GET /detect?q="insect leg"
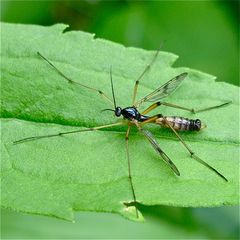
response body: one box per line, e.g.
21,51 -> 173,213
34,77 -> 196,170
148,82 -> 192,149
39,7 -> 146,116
164,120 -> 228,182
133,120 -> 180,176
37,52 -> 114,106
13,122 -> 123,144
141,102 -> 163,115
125,126 -> 139,218
191,101 -> 232,113
140,114 -> 162,125
141,101 -> 232,115
132,47 -> 161,105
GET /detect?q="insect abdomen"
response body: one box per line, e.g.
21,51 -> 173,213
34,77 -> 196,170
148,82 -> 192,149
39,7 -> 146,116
155,116 -> 202,131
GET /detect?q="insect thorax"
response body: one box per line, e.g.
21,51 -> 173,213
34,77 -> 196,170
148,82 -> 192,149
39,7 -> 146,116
121,107 -> 148,122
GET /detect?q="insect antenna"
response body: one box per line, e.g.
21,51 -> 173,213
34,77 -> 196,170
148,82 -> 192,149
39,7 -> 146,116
110,66 -> 117,109
101,108 -> 115,113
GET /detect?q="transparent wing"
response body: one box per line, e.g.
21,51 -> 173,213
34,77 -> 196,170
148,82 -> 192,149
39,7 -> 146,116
140,128 -> 180,176
136,72 -> 187,106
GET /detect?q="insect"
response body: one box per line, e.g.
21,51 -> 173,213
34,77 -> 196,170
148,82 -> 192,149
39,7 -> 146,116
14,49 -> 231,218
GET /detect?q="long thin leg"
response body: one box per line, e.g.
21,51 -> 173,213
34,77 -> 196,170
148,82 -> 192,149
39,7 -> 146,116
132,47 -> 161,105
37,52 -> 114,106
132,120 -> 180,176
141,101 -> 232,115
140,114 -> 162,125
125,126 -> 139,218
13,122 -> 123,144
164,120 -> 228,182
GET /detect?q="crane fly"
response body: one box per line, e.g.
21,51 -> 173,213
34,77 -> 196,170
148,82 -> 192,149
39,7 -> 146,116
14,49 -> 231,218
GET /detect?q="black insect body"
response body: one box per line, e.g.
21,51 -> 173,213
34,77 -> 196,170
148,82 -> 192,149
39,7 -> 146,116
113,105 -> 202,130
117,106 -> 149,122
14,50 -> 231,219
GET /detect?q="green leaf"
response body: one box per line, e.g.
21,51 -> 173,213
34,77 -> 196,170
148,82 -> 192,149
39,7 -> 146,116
1,22 -> 239,221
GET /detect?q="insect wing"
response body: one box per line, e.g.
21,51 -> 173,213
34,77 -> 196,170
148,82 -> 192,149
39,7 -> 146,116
136,72 -> 187,106
140,128 -> 180,176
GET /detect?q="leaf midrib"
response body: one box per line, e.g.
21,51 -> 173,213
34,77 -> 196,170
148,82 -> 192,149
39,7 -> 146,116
4,118 -> 239,145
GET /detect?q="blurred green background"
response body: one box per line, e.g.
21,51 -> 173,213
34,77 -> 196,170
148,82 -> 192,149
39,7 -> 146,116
1,0 -> 239,239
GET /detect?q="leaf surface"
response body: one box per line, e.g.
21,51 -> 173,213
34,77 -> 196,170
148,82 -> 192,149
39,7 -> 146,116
1,22 -> 239,221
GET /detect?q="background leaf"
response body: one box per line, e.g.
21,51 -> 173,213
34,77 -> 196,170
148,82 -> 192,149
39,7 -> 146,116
2,206 -> 239,239
1,22 -> 239,221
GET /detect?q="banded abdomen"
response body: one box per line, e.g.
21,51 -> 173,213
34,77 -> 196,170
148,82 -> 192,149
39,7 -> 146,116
155,116 -> 203,131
